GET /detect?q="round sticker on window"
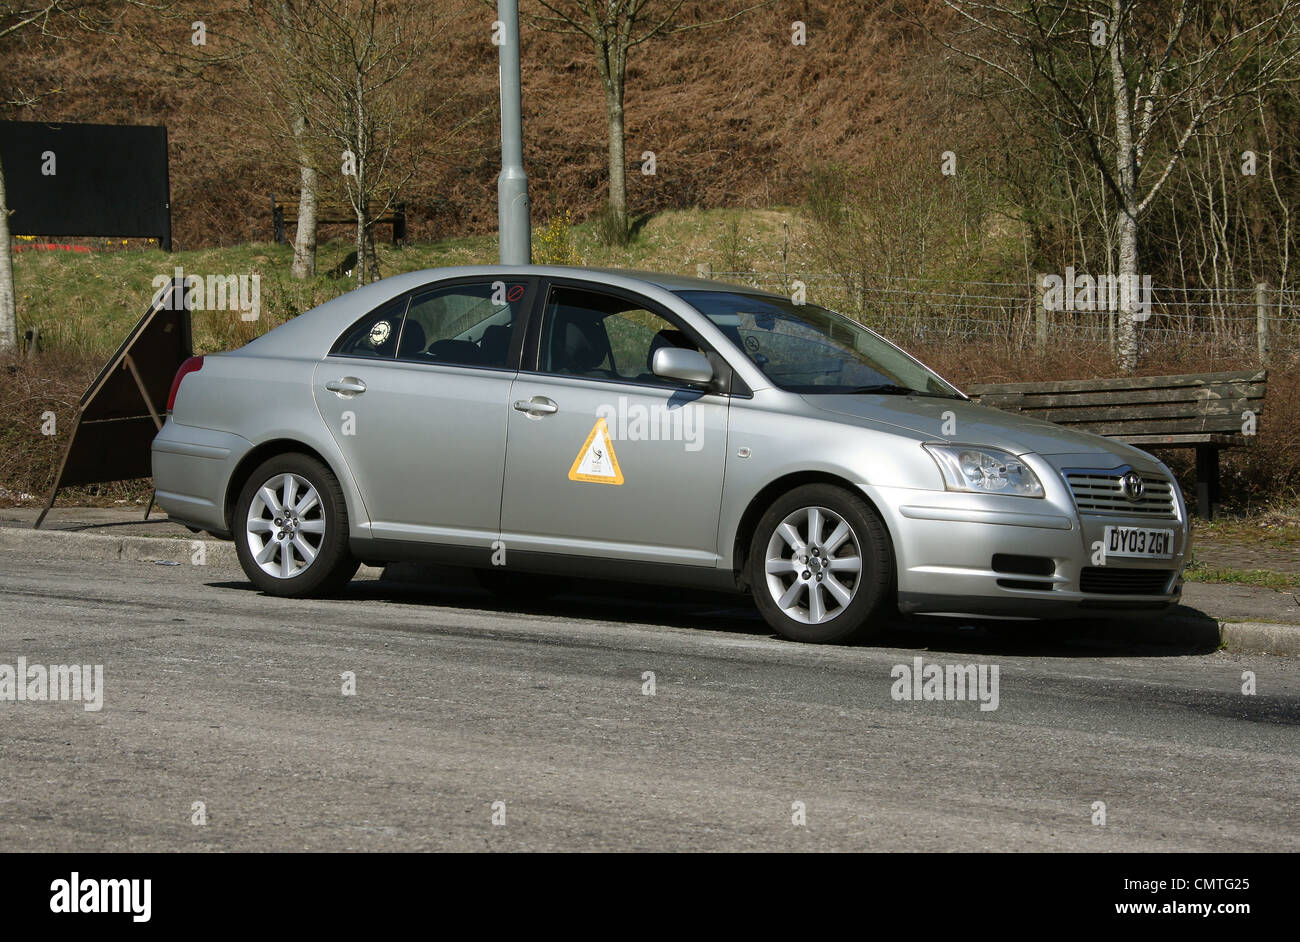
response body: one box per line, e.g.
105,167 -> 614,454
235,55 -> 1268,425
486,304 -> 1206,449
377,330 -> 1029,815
369,320 -> 392,346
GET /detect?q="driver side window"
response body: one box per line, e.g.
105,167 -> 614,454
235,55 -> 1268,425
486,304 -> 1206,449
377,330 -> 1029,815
540,286 -> 699,385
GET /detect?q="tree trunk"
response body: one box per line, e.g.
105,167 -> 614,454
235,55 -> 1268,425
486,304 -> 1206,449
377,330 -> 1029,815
363,223 -> 378,283
0,153 -> 15,352
354,202 -> 366,288
605,79 -> 628,242
290,113 -> 318,280
1115,210 -> 1140,371
1110,2 -> 1140,373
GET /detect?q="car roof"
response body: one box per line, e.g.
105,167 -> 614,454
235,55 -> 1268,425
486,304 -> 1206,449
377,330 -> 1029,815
238,264 -> 791,361
396,264 -> 791,299
579,267 -> 787,297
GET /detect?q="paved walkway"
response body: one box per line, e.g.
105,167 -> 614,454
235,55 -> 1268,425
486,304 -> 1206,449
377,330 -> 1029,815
2,505 -> 192,538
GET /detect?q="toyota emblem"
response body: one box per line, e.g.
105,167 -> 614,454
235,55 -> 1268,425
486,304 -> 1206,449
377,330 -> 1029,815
1120,472 -> 1145,502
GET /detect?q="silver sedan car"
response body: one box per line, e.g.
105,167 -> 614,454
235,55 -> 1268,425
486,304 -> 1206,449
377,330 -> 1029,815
152,266 -> 1190,643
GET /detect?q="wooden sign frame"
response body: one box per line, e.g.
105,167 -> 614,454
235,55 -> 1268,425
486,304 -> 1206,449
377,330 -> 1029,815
33,278 -> 192,528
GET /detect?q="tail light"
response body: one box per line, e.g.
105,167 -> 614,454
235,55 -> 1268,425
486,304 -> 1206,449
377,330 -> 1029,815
167,355 -> 204,412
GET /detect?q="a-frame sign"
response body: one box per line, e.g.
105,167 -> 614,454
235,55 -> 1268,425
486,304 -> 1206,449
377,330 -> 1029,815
33,278 -> 192,528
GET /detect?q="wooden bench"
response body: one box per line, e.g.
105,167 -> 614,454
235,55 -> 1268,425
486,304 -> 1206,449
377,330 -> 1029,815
966,370 -> 1267,520
271,195 -> 407,246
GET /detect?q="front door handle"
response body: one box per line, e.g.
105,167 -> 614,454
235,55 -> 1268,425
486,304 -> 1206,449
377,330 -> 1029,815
513,396 -> 558,416
325,377 -> 367,396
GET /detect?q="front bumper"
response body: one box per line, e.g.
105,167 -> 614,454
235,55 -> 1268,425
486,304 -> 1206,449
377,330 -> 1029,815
865,481 -> 1190,619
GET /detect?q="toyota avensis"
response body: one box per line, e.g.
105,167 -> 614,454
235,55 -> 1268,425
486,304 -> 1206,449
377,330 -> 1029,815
152,266 -> 1190,643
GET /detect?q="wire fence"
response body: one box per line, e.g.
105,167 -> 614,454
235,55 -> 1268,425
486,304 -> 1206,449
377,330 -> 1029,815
702,268 -> 1298,361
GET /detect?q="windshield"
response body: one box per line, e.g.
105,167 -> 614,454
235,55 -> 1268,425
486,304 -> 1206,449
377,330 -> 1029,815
676,289 -> 965,397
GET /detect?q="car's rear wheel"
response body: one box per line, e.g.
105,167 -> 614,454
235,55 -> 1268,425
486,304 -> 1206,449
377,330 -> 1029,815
749,484 -> 893,643
234,454 -> 358,597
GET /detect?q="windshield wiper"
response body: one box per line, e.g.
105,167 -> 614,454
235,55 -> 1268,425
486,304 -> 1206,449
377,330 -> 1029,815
840,384 -> 967,400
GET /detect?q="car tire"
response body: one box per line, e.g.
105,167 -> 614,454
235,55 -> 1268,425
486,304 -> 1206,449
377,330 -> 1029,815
748,484 -> 894,643
234,453 -> 359,598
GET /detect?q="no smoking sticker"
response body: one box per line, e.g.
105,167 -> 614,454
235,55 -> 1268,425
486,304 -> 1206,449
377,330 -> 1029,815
568,418 -> 624,484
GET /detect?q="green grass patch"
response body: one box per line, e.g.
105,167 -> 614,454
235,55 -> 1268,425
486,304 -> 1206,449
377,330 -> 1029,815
1183,563 -> 1300,591
12,208 -> 822,358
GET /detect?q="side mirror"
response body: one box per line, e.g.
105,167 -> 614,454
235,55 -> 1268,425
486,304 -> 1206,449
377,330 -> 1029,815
652,347 -> 713,386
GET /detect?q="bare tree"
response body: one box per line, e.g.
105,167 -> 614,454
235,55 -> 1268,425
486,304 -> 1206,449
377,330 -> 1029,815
128,1 -> 326,277
0,152 -> 13,351
271,0 -> 470,285
527,0 -> 766,244
938,0 -> 1300,370
237,0 -> 330,279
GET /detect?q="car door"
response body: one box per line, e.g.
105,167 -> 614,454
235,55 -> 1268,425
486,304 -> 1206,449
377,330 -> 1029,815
499,281 -> 729,566
313,277 -> 535,546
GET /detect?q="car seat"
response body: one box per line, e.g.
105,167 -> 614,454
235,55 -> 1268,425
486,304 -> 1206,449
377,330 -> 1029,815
550,310 -> 613,377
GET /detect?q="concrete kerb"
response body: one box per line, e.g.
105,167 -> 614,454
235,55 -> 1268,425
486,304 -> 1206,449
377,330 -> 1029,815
1218,621 -> 1300,658
0,525 -> 1296,657
1,525 -> 238,566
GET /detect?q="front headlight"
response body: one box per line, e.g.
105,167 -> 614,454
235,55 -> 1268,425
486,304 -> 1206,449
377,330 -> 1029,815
923,444 -> 1044,498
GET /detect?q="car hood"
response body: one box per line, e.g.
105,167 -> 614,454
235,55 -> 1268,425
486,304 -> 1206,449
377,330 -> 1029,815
803,394 -> 1159,464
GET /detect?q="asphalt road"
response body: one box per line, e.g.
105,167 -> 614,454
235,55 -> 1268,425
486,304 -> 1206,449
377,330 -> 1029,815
0,546 -> 1297,852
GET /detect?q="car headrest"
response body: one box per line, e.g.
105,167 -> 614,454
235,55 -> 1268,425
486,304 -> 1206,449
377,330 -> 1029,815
480,324 -> 511,365
398,319 -> 427,358
556,315 -> 609,374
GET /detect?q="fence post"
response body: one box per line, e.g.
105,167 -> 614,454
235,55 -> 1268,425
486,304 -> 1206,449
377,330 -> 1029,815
1256,282 -> 1269,364
1035,274 -> 1047,355
696,262 -> 711,280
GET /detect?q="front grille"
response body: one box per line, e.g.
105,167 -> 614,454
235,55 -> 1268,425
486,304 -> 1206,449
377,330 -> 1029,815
997,578 -> 1053,591
1079,567 -> 1173,595
1065,470 -> 1177,518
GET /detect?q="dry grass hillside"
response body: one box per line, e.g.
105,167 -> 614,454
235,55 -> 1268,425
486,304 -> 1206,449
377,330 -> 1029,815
2,0 -> 968,248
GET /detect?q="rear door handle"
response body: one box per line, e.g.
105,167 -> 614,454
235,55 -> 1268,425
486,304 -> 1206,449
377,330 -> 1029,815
325,377 -> 367,396
513,396 -> 558,415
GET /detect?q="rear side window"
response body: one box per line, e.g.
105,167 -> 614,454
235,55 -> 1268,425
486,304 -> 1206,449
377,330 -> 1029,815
397,281 -> 530,368
331,295 -> 409,359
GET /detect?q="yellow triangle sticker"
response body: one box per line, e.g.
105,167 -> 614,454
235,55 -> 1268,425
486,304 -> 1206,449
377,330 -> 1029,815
568,417 -> 624,484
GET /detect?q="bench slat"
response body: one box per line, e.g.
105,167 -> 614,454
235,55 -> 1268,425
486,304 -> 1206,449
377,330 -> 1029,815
272,194 -> 407,246
1115,433 -> 1239,446
967,369 -> 1265,396
1008,401 -> 1262,422
1049,416 -> 1247,435
974,384 -> 1266,409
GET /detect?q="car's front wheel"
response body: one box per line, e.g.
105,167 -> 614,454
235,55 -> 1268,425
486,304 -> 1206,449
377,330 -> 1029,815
234,453 -> 358,597
749,484 -> 894,643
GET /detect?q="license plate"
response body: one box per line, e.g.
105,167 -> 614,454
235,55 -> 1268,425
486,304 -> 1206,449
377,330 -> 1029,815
1103,526 -> 1175,559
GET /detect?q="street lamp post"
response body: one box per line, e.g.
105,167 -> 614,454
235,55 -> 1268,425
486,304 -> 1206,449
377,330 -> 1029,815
496,0 -> 531,265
